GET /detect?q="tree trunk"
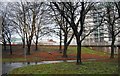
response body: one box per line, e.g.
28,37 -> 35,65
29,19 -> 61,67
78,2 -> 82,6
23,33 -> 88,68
118,46 -> 120,61
59,28 -> 62,53
35,36 -> 38,51
22,38 -> 25,49
62,44 -> 68,58
26,44 -> 31,55
62,33 -> 67,58
110,23 -> 115,59
3,40 -> 6,51
110,37 -> 115,58
76,36 -> 82,65
9,41 -> 12,55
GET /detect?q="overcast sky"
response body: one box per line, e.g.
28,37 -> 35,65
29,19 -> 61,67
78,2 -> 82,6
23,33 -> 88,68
0,0 -> 119,2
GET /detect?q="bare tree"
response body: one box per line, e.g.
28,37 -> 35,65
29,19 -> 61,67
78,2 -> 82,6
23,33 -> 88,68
1,14 -> 7,51
49,3 -> 74,57
32,2 -> 45,51
4,22 -> 13,55
115,1 -> 120,18
1,15 -> 7,51
52,2 -> 96,64
33,4 -> 55,51
9,2 -> 46,54
115,2 -> 120,56
54,16 -> 74,58
23,2 -> 38,55
0,3 -> 14,55
0,3 -> 7,51
8,2 -> 28,49
104,2 -> 120,58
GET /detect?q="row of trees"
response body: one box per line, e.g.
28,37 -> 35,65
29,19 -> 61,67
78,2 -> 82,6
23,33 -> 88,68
1,2 -> 51,55
50,2 -> 120,64
1,1 -> 120,64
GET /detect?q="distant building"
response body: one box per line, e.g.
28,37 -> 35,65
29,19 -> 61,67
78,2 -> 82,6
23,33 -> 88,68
82,3 -> 120,46
70,3 -> 120,48
38,39 -> 57,45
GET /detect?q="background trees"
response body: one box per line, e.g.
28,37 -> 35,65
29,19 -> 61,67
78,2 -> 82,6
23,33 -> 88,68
49,3 -> 74,57
104,3 -> 120,58
115,2 -> 120,57
52,2 -> 95,64
8,2 -> 28,49
0,2 -> 119,64
9,2 -> 48,54
115,1 -> 120,18
0,3 -> 14,55
23,2 -> 46,55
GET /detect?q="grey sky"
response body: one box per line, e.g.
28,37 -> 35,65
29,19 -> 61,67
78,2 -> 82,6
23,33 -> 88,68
0,0 -> 119,2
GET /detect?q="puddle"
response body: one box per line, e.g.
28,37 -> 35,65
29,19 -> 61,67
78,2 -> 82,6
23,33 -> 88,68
2,59 -> 97,74
2,60 -> 75,74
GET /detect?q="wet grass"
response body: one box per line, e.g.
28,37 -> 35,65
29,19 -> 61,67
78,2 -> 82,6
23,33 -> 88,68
9,62 -> 118,74
37,45 -> 59,52
3,45 -> 109,56
2,58 -> 25,62
38,46 -> 109,56
67,47 -> 109,56
2,57 -> 42,62
3,45 -> 111,62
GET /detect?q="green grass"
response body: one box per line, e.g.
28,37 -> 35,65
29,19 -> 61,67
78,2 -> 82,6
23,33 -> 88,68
37,46 -> 59,52
3,46 -> 110,62
9,62 -> 118,74
2,58 -> 25,62
82,47 -> 109,56
67,47 -> 108,56
2,57 -> 42,62
36,46 -> 109,56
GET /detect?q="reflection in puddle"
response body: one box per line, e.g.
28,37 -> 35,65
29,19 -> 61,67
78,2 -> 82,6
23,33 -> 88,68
2,59 -> 96,74
2,60 -> 67,74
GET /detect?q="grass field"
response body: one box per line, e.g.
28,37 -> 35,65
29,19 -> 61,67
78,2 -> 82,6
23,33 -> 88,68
4,45 -> 109,55
34,45 -> 109,56
4,45 -> 118,75
2,45 -> 113,62
67,47 -> 109,56
9,62 -> 118,74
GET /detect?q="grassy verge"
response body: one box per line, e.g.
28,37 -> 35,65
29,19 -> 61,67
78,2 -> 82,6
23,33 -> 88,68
38,46 -> 59,52
9,62 -> 118,74
3,46 -> 110,62
2,57 -> 42,62
2,58 -> 25,62
67,47 -> 109,56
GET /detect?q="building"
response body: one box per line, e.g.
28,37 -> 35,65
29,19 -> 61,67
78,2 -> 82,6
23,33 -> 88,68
82,3 -> 120,46
81,3 -> 120,54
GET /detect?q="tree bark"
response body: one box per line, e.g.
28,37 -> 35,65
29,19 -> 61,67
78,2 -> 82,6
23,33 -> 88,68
2,31 -> 6,51
26,44 -> 31,55
118,46 -> 120,62
59,28 -> 62,53
62,33 -> 68,57
63,44 -> 68,58
110,37 -> 115,58
35,36 -> 38,51
76,36 -> 82,65
22,38 -> 25,49
3,39 -> 6,51
26,39 -> 31,55
9,41 -> 12,55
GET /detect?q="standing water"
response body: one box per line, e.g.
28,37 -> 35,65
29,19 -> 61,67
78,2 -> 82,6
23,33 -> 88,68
2,60 -> 77,74
2,59 -> 97,75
